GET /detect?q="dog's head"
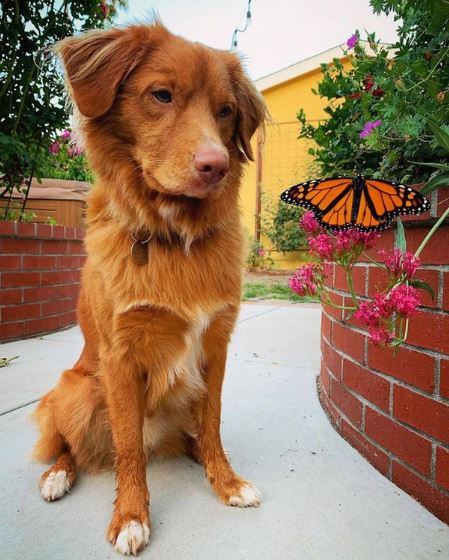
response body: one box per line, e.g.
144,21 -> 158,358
57,22 -> 265,200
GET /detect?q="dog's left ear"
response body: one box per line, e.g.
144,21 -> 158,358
226,55 -> 267,162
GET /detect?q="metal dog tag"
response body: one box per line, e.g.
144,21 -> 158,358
131,240 -> 149,266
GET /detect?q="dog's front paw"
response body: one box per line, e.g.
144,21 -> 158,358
108,514 -> 150,556
228,481 -> 262,507
40,470 -> 72,502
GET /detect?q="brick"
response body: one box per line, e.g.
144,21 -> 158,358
435,186 -> 449,218
57,284 -> 80,299
55,255 -> 82,269
342,359 -> 390,411
41,240 -> 68,255
436,447 -> 449,492
42,297 -> 77,317
403,225 -> 449,265
394,386 -> 449,445
321,312 -> 332,342
321,389 -> 341,428
332,322 -> 365,363
75,228 -> 85,240
0,288 -> 22,305
441,359 -> 449,401
392,461 -> 449,525
0,238 -> 39,254
65,227 -> 77,240
362,229 -> 394,261
340,418 -> 389,476
443,272 -> 449,312
406,311 -> 449,354
368,344 -> 435,393
1,271 -> 40,288
0,221 -> 15,236
367,266 -> 388,298
330,377 -> 363,427
322,291 -> 345,321
321,338 -> 342,379
23,286 -> 58,303
68,240 -> 85,255
52,225 -> 66,239
0,321 -> 23,341
36,224 -> 53,239
23,315 -> 60,336
0,255 -> 21,270
40,270 -> 80,286
1,303 -> 41,322
414,268 -> 439,308
320,363 -> 331,396
16,222 -> 36,238
22,255 -> 56,270
365,407 -> 432,475
334,265 -> 366,296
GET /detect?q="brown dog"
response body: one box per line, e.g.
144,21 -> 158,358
33,21 -> 265,556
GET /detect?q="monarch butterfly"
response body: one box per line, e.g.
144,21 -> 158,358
280,175 -> 430,232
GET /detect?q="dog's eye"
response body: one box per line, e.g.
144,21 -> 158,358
152,90 -> 172,104
219,105 -> 233,119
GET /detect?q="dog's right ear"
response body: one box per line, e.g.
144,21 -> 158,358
56,25 -> 164,119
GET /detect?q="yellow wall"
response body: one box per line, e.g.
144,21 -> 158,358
240,58 -> 351,269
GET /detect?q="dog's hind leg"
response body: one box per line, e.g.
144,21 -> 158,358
39,448 -> 77,502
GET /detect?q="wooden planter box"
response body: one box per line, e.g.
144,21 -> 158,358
0,178 -> 90,227
319,186 -> 449,524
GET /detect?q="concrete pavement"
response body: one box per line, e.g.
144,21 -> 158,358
1,303 -> 448,559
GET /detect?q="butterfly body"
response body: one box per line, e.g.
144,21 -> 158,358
280,175 -> 430,232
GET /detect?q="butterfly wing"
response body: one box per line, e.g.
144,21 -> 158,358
280,177 -> 355,229
362,179 -> 430,229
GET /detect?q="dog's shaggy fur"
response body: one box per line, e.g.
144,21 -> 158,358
33,22 -> 265,555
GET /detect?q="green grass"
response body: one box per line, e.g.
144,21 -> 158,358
242,282 -> 319,303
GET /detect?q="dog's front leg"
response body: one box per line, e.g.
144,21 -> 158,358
103,320 -> 150,555
194,306 -> 261,507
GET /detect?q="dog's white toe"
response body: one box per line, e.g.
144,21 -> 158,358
228,482 -> 262,507
115,520 -> 150,556
40,470 -> 71,502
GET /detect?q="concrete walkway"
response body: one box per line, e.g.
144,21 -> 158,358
1,303 -> 448,559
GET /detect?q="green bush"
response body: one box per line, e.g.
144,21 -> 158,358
298,0 -> 449,184
262,195 -> 307,252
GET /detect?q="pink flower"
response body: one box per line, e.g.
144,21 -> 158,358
289,264 -> 321,297
300,211 -> 320,234
60,129 -> 71,140
68,146 -> 83,157
335,230 -> 379,252
368,326 -> 393,346
49,142 -> 60,155
347,33 -> 359,49
354,301 -> 380,327
258,248 -> 266,257
99,2 -> 109,17
360,119 -> 382,139
309,233 -> 334,259
379,248 -> 420,279
389,285 -> 420,317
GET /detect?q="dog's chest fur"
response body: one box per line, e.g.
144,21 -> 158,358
142,311 -> 210,452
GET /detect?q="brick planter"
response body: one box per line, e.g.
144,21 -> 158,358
0,221 -> 86,341
320,186 -> 449,524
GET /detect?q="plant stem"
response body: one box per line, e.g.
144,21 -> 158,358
346,267 -> 359,308
415,206 -> 449,257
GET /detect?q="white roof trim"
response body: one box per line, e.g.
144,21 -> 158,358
255,41 -> 388,92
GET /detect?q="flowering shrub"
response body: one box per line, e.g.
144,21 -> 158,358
246,237 -> 274,270
289,211 -> 448,348
40,129 -> 94,183
297,0 -> 449,184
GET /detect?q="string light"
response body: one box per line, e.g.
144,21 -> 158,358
230,0 -> 252,50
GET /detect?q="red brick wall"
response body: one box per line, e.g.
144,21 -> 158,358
0,221 -> 86,341
320,220 -> 449,525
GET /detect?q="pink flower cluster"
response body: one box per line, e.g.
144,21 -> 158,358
360,119 -> 382,139
379,248 -> 420,278
354,285 -> 420,345
48,128 -> 84,158
289,263 -> 321,297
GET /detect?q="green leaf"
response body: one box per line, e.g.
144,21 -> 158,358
428,119 -> 449,153
421,171 -> 449,194
395,218 -> 406,252
410,161 -> 449,171
410,279 -> 435,301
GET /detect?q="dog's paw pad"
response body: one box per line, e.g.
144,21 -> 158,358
115,520 -> 150,556
40,470 -> 71,502
228,482 -> 262,507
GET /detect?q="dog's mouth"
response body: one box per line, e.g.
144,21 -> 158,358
143,169 -> 225,200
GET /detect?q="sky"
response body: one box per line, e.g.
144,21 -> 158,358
115,0 -> 399,79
